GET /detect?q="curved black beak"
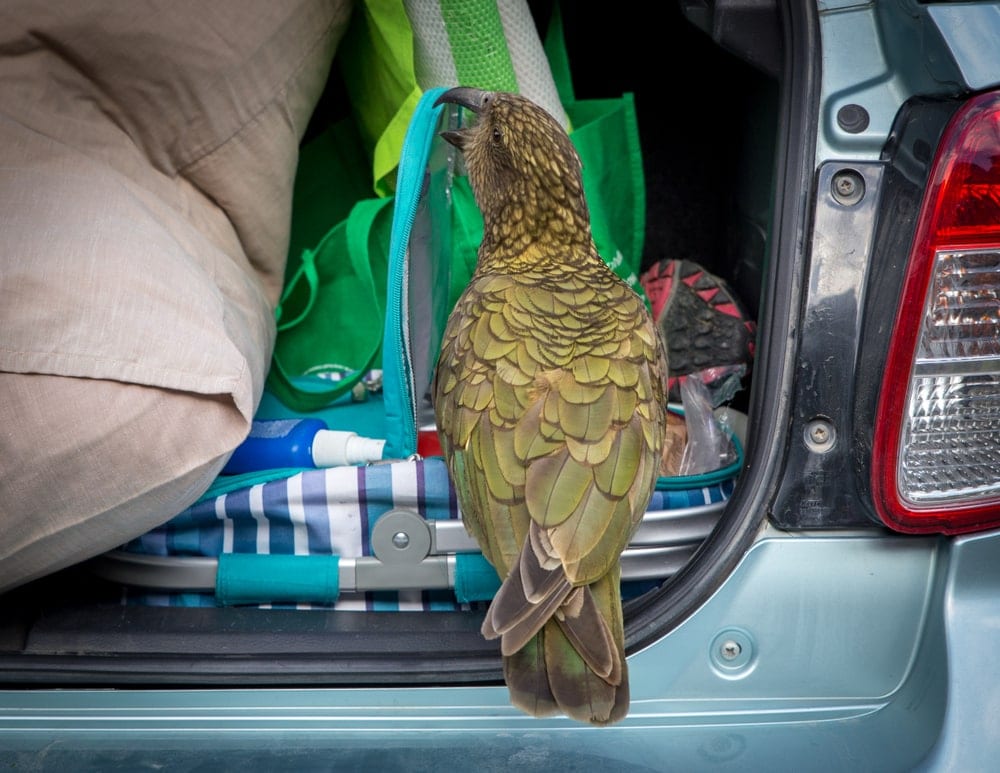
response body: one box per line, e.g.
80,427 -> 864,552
435,87 -> 489,150
433,86 -> 488,113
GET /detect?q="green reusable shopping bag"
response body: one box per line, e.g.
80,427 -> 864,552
267,194 -> 393,413
265,116 -> 392,412
268,0 -> 648,419
337,0 -> 568,199
339,0 -> 646,297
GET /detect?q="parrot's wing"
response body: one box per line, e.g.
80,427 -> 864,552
434,271 -> 665,654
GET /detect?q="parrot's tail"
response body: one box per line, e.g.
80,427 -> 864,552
502,571 -> 629,726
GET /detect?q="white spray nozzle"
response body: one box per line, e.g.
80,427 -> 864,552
311,430 -> 386,467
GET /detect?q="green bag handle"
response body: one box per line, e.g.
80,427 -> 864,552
268,195 -> 394,412
275,248 -> 320,332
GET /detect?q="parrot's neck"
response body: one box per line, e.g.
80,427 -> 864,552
475,237 -> 603,275
478,196 -> 595,271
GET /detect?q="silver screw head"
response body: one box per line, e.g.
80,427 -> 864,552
831,169 -> 865,206
804,418 -> 837,453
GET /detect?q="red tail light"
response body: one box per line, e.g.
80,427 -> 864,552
873,91 -> 1000,534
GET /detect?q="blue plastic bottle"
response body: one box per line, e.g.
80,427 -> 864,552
222,418 -> 385,474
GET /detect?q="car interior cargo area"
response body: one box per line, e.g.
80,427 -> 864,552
0,3 -> 775,687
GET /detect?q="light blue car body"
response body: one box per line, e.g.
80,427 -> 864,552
3,2 -> 1000,770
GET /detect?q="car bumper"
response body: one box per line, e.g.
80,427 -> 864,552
5,527 -> 996,771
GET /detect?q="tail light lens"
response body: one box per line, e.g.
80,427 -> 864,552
873,91 -> 1000,534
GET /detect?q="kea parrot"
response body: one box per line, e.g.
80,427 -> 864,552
431,86 -> 669,726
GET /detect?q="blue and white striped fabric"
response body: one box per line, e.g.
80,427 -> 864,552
124,459 -> 461,609
121,457 -> 734,609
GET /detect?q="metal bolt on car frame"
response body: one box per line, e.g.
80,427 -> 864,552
805,417 -> 837,453
709,628 -> 756,677
831,168 -> 865,206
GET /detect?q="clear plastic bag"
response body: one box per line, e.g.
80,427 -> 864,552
678,373 -> 740,476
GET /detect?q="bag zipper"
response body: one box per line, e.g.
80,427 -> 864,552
383,87 -> 449,458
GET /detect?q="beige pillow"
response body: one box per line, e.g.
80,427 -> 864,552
0,0 -> 353,592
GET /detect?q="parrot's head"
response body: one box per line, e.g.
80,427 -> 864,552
433,86 -> 590,253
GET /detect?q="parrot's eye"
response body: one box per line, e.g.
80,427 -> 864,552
492,126 -> 503,144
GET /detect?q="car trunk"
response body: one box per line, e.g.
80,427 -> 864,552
0,1 -> 793,688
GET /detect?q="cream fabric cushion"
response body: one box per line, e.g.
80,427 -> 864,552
0,0 -> 353,592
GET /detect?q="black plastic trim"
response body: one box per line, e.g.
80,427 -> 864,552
769,161 -> 887,529
0,594 -> 500,687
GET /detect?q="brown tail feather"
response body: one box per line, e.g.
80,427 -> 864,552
502,619 -> 628,725
499,570 -> 629,726
544,618 -> 628,725
503,633 -> 560,718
